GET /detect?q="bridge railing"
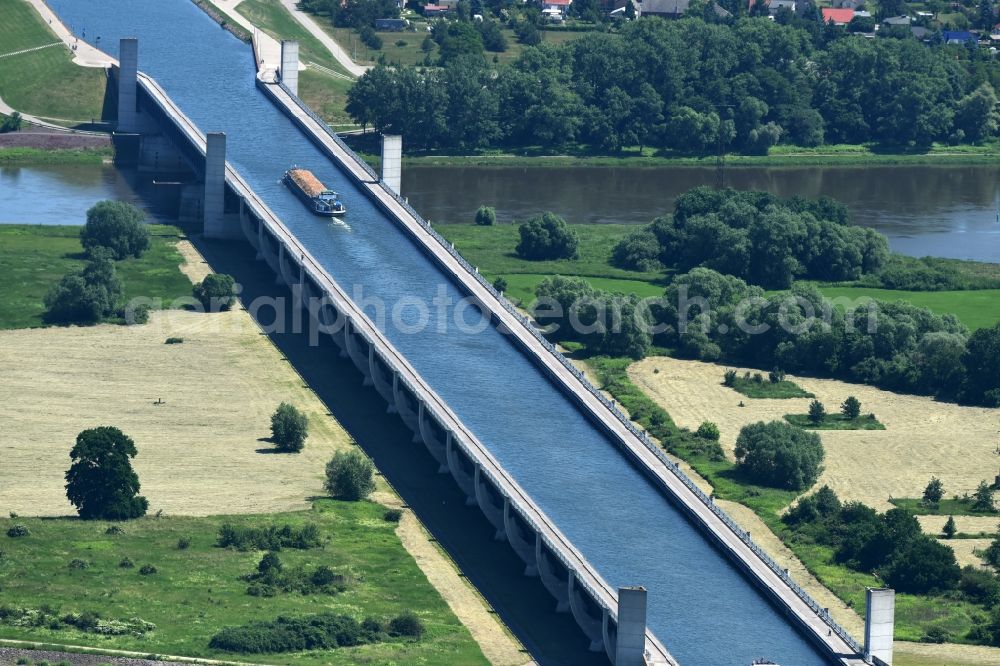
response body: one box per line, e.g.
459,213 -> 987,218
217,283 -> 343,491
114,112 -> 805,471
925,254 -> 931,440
276,82 -> 863,657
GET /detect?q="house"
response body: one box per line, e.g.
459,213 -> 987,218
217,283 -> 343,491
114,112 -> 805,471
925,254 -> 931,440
422,3 -> 452,17
821,7 -> 854,25
882,15 -> 912,26
374,18 -> 408,30
543,0 -> 573,11
911,25 -> 930,40
991,23 -> 1000,40
942,30 -> 976,45
640,0 -> 691,18
768,0 -> 796,14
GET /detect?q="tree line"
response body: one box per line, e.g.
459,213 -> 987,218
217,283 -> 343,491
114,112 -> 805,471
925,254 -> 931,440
345,16 -> 1000,153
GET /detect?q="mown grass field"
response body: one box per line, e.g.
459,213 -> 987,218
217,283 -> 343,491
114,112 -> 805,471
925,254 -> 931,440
0,502 -> 487,665
808,285 -> 1000,332
0,225 -> 193,330
0,0 -> 107,124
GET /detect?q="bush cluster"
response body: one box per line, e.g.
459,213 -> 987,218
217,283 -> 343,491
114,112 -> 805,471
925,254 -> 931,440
6,524 -> 30,538
44,248 -> 124,325
216,522 -> 321,552
734,421 -> 824,491
208,611 -> 423,653
784,487 -> 961,594
516,213 -> 578,261
242,552 -> 347,597
324,451 -> 376,501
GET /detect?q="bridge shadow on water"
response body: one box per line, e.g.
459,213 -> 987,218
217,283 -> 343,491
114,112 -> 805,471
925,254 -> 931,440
189,233 -> 607,666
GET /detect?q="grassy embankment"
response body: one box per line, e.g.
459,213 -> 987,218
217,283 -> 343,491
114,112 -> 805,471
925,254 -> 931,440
0,145 -> 112,164
436,223 -> 1000,331
0,0 -> 107,126
0,502 -> 487,665
0,225 -> 192,330
234,0 -> 356,127
437,222 -> 999,645
352,141 -> 1000,170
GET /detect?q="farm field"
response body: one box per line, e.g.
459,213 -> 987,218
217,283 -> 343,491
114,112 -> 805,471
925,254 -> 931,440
810,285 -> 1000,332
0,0 -> 107,124
628,356 -> 1000,514
0,502 -> 488,665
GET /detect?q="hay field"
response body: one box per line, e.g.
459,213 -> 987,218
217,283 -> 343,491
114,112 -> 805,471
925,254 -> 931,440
0,307 -> 353,517
629,357 -> 1000,512
918,515 -> 999,537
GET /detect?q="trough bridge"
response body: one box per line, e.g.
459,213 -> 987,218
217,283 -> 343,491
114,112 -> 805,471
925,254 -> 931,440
47,1 -> 892,663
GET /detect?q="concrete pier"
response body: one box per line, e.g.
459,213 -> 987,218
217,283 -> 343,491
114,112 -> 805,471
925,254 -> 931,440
203,132 -> 231,238
117,38 -> 138,132
864,588 -> 894,665
280,40 -> 299,95
614,587 -> 647,665
381,134 -> 402,194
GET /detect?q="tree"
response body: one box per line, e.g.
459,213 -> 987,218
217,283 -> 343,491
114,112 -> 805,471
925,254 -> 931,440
515,20 -> 540,46
942,515 -> 957,539
193,273 -> 237,312
923,477 -> 944,506
324,450 -> 375,501
65,427 -> 148,520
972,480 -> 996,513
0,111 -> 22,133
883,535 -> 961,594
978,0 -> 996,29
43,249 -> 123,325
516,212 -> 578,260
734,420 -> 825,490
271,403 -> 309,452
953,84 -> 1000,145
963,323 -> 1000,406
841,396 -> 861,419
492,276 -> 508,293
474,205 -> 496,226
696,422 -> 720,441
80,200 -> 149,260
808,399 -> 826,424
611,229 -> 661,272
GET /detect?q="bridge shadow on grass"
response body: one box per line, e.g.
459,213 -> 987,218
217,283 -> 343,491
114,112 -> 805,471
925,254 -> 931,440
190,235 -> 606,666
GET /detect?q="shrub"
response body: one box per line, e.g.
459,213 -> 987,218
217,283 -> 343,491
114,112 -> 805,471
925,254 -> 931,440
270,403 -> 309,452
807,399 -> 826,424
515,212 -> 578,260
258,552 -> 282,575
769,368 -> 785,383
610,229 -> 661,271
474,205 -> 496,226
125,303 -> 150,326
395,39 -> 407,47
492,276 -> 508,293
383,508 -> 403,522
325,451 -> 376,501
6,524 -> 30,538
80,200 -> 149,259
177,537 -> 191,550
43,251 -> 124,325
68,558 -> 89,570
695,422 -> 720,441
138,564 -> 157,575
216,522 -> 321,551
165,337 -> 184,344
734,421 -> 824,490
883,535 -> 960,594
119,557 -> 135,569
723,369 -> 737,387
841,396 -> 862,419
388,611 -> 424,639
192,273 -> 237,312
360,26 -> 382,50
65,427 -> 148,521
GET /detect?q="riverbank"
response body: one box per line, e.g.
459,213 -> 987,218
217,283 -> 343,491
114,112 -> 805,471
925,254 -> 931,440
355,141 -> 1000,169
0,146 -> 111,164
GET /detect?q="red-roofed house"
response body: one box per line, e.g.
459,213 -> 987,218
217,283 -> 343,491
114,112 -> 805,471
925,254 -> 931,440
821,7 -> 854,25
543,0 -> 573,10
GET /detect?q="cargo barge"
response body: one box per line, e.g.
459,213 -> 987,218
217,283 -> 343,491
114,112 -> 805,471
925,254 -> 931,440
283,167 -> 346,216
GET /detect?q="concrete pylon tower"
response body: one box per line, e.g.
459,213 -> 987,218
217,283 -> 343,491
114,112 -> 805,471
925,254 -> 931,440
381,135 -> 402,195
117,38 -> 138,132
616,586 -> 647,665
280,40 -> 299,95
864,588 -> 895,665
204,132 -> 228,238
